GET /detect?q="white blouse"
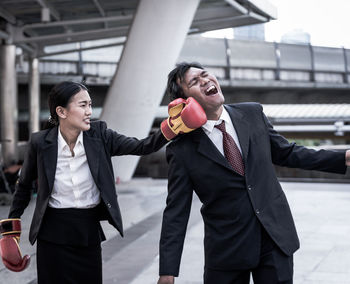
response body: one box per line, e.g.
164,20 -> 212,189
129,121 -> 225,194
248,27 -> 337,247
48,128 -> 101,208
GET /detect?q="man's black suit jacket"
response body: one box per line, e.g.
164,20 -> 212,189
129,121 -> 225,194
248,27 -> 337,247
159,103 -> 347,276
9,121 -> 167,245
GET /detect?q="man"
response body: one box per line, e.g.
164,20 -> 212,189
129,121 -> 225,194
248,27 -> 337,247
157,62 -> 350,284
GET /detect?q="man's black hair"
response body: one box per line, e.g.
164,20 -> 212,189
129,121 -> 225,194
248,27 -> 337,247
166,62 -> 204,101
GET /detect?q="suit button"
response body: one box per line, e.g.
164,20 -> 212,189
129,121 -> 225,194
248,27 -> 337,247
255,209 -> 260,214
107,203 -> 112,208
247,185 -> 252,191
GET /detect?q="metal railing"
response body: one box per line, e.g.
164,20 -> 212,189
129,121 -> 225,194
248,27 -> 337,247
15,38 -> 350,87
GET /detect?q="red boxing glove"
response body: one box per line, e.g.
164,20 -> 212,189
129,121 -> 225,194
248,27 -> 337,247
161,97 -> 207,140
0,218 -> 30,272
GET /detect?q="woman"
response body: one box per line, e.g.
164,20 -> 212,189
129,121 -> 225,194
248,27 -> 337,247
4,81 -> 170,283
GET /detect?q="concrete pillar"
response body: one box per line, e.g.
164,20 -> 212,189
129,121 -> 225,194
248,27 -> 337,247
29,57 -> 40,133
100,0 -> 200,182
0,45 -> 18,166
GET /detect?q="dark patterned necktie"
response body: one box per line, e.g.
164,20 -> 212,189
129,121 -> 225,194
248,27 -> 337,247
215,121 -> 245,176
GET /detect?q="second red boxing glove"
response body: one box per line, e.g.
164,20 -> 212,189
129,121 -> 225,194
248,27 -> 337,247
0,218 -> 30,272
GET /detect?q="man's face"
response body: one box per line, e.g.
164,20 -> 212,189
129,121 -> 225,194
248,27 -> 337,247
178,67 -> 224,119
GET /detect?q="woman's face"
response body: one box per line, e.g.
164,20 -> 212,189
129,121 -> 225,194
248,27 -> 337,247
58,89 -> 92,132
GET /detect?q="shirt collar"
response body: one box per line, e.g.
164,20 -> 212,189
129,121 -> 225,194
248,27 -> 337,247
57,126 -> 83,151
201,107 -> 232,134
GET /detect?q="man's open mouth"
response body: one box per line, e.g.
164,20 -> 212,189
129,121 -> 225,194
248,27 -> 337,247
205,85 -> 218,96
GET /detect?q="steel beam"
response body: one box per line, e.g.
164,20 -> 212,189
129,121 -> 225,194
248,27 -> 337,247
21,14 -> 133,31
14,26 -> 129,45
190,14 -> 263,33
92,0 -> 106,17
0,45 -> 18,166
29,58 -> 41,133
37,40 -> 126,58
92,0 -> 107,28
224,0 -> 249,14
0,6 -> 16,24
36,0 -> 61,20
246,0 -> 278,19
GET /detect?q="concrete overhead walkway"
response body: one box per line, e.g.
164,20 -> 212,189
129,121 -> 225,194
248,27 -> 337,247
0,179 -> 350,284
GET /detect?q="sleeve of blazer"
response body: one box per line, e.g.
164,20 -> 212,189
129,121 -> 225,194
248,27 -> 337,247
99,121 -> 168,156
159,144 -> 194,277
261,110 -> 347,174
8,135 -> 38,218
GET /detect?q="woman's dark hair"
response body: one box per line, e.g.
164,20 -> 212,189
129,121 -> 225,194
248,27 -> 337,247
166,62 -> 204,101
46,81 -> 88,128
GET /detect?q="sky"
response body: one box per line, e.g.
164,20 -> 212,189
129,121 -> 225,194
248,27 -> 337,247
204,0 -> 350,48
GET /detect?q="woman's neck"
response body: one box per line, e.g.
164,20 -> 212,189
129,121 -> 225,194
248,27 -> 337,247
59,125 -> 80,149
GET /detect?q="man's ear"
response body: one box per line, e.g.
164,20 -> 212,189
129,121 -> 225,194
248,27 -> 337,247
56,106 -> 66,119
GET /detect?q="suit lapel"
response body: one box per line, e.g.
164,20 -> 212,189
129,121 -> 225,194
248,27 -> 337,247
193,104 -> 250,173
193,128 -> 233,172
41,126 -> 103,193
42,127 -> 58,193
83,130 -> 102,185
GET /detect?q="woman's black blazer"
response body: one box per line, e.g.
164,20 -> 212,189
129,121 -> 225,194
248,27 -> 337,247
9,121 -> 167,245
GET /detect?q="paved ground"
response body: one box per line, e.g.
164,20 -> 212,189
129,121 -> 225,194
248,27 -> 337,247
0,179 -> 349,284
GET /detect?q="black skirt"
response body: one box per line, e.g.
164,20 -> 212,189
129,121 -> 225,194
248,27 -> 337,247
36,206 -> 105,284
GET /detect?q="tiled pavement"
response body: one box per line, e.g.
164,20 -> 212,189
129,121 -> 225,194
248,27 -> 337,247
0,179 -> 349,284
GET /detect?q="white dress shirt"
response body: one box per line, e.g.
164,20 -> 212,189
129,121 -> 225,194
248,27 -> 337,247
201,107 -> 243,156
48,128 -> 101,208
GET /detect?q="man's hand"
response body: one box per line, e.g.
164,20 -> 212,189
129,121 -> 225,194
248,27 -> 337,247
346,150 -> 350,166
157,275 -> 174,284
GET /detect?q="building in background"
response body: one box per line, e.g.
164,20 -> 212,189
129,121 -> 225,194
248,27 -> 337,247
233,23 -> 265,41
281,29 -> 311,44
